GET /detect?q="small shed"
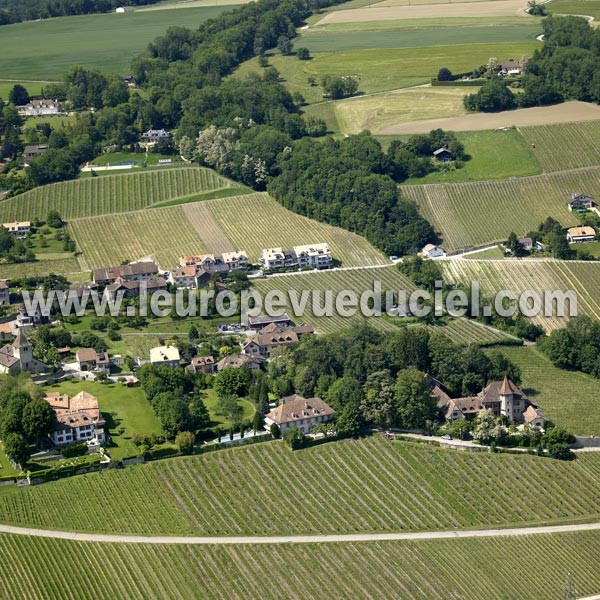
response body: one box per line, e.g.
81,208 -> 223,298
433,147 -> 453,163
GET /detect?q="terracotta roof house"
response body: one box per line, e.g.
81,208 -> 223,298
265,394 -> 335,435
76,348 -> 110,372
103,277 -> 167,301
93,261 -> 159,286
241,324 -> 314,358
567,226 -> 596,243
216,354 -> 265,371
0,329 -> 45,374
421,243 -> 445,258
45,391 -> 105,446
187,355 -> 216,374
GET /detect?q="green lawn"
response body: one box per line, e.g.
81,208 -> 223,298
0,445 -> 18,478
547,0 -> 600,19
0,6 -> 236,80
575,241 -> 600,258
90,151 -> 184,168
463,245 -> 505,259
0,81 -> 50,101
380,129 -> 542,184
202,388 -> 255,430
497,345 -> 600,436
44,380 -> 162,460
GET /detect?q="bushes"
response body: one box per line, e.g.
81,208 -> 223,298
60,442 -> 88,458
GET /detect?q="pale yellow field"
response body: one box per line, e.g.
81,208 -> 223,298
138,0 -> 250,11
333,86 -> 472,134
379,100 -> 600,134
317,0 -> 530,24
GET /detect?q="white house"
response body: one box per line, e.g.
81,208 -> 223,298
17,99 -> 60,117
501,60 -> 522,76
264,394 -> 335,435
221,250 -> 248,271
150,345 -> 180,367
421,243 -> 446,258
292,243 -> 332,269
3,221 -> 31,238
567,226 -> 596,243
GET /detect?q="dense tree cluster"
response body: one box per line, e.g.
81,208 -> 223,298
0,0 -> 162,26
540,316 -> 600,378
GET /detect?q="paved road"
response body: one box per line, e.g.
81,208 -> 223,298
1,521 -> 600,545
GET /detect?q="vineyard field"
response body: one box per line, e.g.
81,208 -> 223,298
442,259 -> 600,330
401,167 -> 600,250
205,193 -> 389,267
2,438 -> 600,535
0,168 -> 235,222
493,346 -> 600,435
0,256 -> 81,279
2,530 -> 600,599
429,318 -> 518,345
68,206 -> 207,270
520,121 -> 600,172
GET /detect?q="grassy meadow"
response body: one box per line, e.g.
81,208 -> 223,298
3,437 -> 600,535
0,6 -> 235,80
546,0 -> 600,19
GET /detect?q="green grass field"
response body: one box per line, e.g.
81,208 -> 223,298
1,530 -> 600,599
89,151 -> 184,168
202,388 -> 255,430
547,0 -> 600,19
379,129 -> 542,184
401,167 -> 600,251
520,120 -> 600,172
496,345 -> 600,435
0,81 -> 49,101
2,437 -> 600,535
44,380 -> 161,460
0,6 -> 235,80
0,167 -> 235,222
442,259 -> 600,330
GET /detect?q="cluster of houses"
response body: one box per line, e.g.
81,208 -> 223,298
260,243 -> 332,270
565,193 -> 597,243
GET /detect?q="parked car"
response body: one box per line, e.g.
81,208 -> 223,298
441,434 -> 453,440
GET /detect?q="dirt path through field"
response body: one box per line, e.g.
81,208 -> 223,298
316,0 -> 530,24
378,101 -> 600,134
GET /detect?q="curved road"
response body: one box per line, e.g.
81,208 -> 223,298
1,521 -> 600,545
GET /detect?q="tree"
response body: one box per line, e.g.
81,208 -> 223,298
464,79 -> 516,112
252,409 -> 264,433
336,401 -> 362,438
21,398 -> 57,441
277,35 -> 293,56
506,231 -> 525,256
296,47 -> 310,60
394,368 -> 437,429
4,432 -> 30,466
175,431 -> 196,454
472,409 -> 503,444
216,395 -> 243,422
270,422 -> 280,439
189,392 -> 210,429
213,367 -> 249,399
27,148 -> 80,186
282,426 -> 304,449
437,67 -> 453,81
8,84 -> 29,106
188,324 -> 199,342
46,210 -> 63,229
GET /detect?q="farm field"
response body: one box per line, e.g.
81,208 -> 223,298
251,266 -> 414,334
0,167 -> 236,222
0,256 -> 81,279
3,437 -> 600,535
496,346 -> 600,435
2,531 -> 600,599
400,167 -> 600,251
546,0 -> 600,19
0,6 -> 236,80
442,259 -> 600,330
204,193 -> 388,267
379,128 -> 542,184
379,100 -> 600,134
44,380 -> 161,460
0,81 -> 47,100
315,0 -> 533,24
428,317 -> 518,345
520,120 -> 600,172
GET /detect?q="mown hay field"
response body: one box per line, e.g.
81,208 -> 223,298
3,531 -> 600,599
2,437 -> 600,535
0,167 -> 234,222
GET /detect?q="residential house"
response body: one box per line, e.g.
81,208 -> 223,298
2,221 -> 31,238
179,254 -> 229,275
150,345 -> 180,367
518,237 -> 534,251
265,394 -> 335,435
141,129 -> 172,143
16,302 -> 48,328
221,250 -> 248,271
567,193 -> 595,212
93,261 -> 159,286
187,355 -> 216,374
76,348 -> 110,372
435,376 -> 545,426
433,147 -> 452,162
216,354 -> 265,371
241,323 -> 314,358
248,313 -> 293,330
421,243 -> 446,258
567,226 -> 596,243
501,60 -> 522,76
168,266 -> 201,289
17,99 -> 60,117
292,243 -> 332,269
45,391 -> 106,446
103,277 -> 167,301
0,281 -> 10,306
0,329 -> 45,374
260,247 -> 295,270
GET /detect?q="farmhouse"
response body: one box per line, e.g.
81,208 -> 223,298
501,60 -> 522,76
103,276 -> 167,301
76,348 -> 110,372
566,226 -> 596,243
435,376 -> 545,426
567,193 -> 595,212
241,323 -> 314,358
433,147 -> 452,162
2,221 -> 31,238
93,261 -> 159,286
0,329 -> 45,374
216,354 -> 265,371
265,394 -> 335,435
17,99 -> 60,117
150,345 -> 180,367
421,243 -> 446,258
45,391 -> 106,446
187,355 -> 216,374
0,281 -> 9,306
